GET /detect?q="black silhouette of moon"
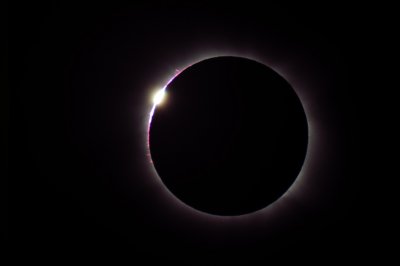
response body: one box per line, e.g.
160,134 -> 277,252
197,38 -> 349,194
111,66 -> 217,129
149,56 -> 308,216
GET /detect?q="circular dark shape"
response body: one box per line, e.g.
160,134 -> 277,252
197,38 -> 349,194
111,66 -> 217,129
149,56 -> 308,216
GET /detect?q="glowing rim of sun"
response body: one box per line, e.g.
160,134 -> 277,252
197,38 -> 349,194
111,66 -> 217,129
145,54 -> 313,218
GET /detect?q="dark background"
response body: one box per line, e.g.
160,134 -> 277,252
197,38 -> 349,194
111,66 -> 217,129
9,1 -> 360,263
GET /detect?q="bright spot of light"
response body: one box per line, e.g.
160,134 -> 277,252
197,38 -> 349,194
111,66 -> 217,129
153,89 -> 166,105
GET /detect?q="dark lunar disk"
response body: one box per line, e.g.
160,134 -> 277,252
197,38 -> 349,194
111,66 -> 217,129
149,56 -> 308,216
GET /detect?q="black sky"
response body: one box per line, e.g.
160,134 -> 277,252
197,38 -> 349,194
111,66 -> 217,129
10,2 -> 359,263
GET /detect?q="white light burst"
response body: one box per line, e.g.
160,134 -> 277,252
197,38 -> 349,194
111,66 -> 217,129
153,89 -> 166,105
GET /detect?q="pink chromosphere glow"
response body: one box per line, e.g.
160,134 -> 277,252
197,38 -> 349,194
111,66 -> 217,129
147,67 -> 191,163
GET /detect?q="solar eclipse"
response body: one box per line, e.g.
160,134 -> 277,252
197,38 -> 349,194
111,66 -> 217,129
149,56 -> 308,216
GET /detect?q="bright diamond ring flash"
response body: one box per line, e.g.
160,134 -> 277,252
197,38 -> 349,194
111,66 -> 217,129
153,89 -> 166,105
